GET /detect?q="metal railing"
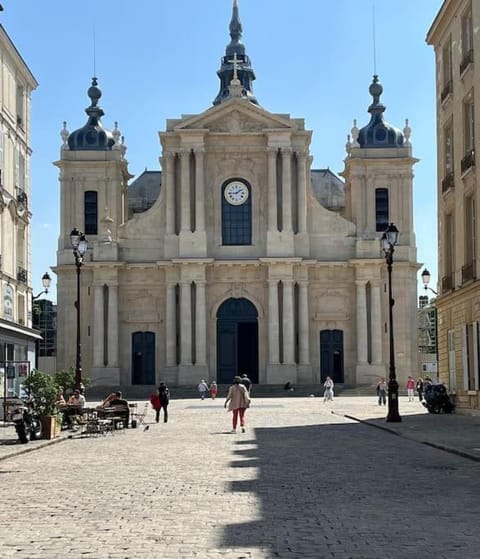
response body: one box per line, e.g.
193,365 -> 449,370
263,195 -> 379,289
462,260 -> 476,284
441,80 -> 453,103
441,273 -> 454,293
441,171 -> 454,193
461,149 -> 475,174
460,49 -> 474,75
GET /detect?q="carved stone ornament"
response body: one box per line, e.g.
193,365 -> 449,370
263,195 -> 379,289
229,283 -> 245,299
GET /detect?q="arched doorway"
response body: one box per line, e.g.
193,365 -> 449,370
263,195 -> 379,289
320,329 -> 344,384
131,331 -> 156,385
216,298 -> 258,384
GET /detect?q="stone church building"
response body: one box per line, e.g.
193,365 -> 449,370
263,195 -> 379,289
54,1 -> 419,390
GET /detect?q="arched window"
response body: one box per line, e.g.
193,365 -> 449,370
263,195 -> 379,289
84,191 -> 98,235
221,179 -> 252,245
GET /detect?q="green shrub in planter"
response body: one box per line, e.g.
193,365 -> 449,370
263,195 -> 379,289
22,369 -> 58,417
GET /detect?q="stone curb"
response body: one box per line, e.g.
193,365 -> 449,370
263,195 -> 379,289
342,413 -> 480,463
0,435 -> 69,463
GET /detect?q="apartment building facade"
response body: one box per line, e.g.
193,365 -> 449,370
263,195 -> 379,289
427,0 -> 480,413
0,24 -> 40,398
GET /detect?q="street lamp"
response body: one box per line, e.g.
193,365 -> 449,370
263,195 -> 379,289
70,228 -> 88,389
421,268 -> 438,295
380,222 -> 401,423
421,268 -> 439,381
32,272 -> 52,301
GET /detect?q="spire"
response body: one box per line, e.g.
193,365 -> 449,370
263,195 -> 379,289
67,77 -> 115,151
357,75 -> 404,149
213,0 -> 258,106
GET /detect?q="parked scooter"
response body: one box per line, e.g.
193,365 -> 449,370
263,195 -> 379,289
11,398 -> 43,443
422,384 -> 454,414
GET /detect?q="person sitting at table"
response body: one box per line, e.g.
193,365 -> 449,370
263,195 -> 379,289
63,389 -> 86,428
67,389 -> 86,408
55,387 -> 66,407
105,391 -> 130,428
99,392 -> 117,408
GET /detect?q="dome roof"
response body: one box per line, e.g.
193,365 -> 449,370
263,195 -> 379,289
357,76 -> 404,149
68,77 -> 115,151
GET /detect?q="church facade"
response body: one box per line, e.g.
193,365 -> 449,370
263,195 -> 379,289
54,1 -> 419,390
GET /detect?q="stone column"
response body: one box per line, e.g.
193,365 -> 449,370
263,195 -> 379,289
356,281 -> 368,364
164,152 -> 175,235
195,280 -> 207,365
107,284 -> 118,367
371,283 -> 383,364
298,281 -> 310,364
281,148 -> 292,232
267,147 -> 278,232
296,151 -> 307,234
283,279 -> 295,363
166,282 -> 177,367
180,281 -> 192,365
194,149 -> 205,232
268,279 -> 279,363
180,150 -> 190,232
93,284 -> 104,367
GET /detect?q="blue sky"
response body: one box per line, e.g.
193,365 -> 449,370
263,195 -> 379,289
3,0 -> 441,301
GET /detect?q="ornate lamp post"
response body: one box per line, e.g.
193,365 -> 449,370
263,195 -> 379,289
381,222 -> 401,423
421,268 -> 439,381
70,228 -> 88,389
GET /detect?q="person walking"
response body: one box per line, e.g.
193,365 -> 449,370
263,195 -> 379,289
150,388 -> 162,423
198,379 -> 209,400
210,381 -> 218,400
323,376 -> 334,402
224,376 -> 251,433
406,376 -> 415,401
241,373 -> 252,393
416,377 -> 424,401
158,382 -> 170,423
376,378 -> 387,406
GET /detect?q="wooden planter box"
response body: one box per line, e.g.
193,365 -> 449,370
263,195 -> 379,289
41,415 -> 61,440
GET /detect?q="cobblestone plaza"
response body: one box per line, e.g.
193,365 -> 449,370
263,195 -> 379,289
1,396 -> 479,559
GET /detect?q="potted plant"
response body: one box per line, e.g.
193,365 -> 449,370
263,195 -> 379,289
22,369 -> 60,439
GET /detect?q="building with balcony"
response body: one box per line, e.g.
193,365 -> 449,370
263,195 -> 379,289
0,24 -> 40,397
427,0 -> 480,413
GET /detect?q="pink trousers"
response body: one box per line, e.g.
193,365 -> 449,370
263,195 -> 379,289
232,408 -> 246,429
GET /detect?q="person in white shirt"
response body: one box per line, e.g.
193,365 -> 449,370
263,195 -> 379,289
67,390 -> 86,408
323,376 -> 334,402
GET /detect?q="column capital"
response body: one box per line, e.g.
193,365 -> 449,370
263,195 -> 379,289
266,146 -> 278,155
179,149 -> 191,158
281,147 -> 293,156
163,151 -> 176,160
295,150 -> 307,160
193,147 -> 205,155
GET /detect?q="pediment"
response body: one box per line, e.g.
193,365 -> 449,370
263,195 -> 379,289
173,99 -> 296,134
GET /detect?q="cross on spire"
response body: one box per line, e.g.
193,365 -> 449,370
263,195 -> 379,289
228,52 -> 241,81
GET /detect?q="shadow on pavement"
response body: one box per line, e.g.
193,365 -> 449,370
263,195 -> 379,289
220,421 -> 480,558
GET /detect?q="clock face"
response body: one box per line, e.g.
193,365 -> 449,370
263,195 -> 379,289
224,181 -> 249,205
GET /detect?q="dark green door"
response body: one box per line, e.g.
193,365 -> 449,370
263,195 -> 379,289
320,329 -> 344,384
131,331 -> 156,385
216,298 -> 258,384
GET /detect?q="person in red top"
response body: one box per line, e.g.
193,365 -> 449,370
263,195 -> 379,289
406,376 -> 416,402
150,383 -> 170,423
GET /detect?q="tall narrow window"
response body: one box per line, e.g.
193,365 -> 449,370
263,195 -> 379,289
375,188 -> 389,232
463,196 -> 476,282
441,37 -> 453,102
460,7 -> 474,74
84,191 -> 98,235
16,85 -> 25,126
443,213 -> 455,292
221,179 -> 252,245
442,121 -> 454,193
447,329 -> 456,393
463,94 -> 475,154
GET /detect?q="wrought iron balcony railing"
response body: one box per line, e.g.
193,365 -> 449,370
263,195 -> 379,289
441,273 -> 454,294
462,260 -> 476,284
441,80 -> 453,103
461,149 -> 475,174
460,49 -> 474,75
17,266 -> 28,284
441,171 -> 455,193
